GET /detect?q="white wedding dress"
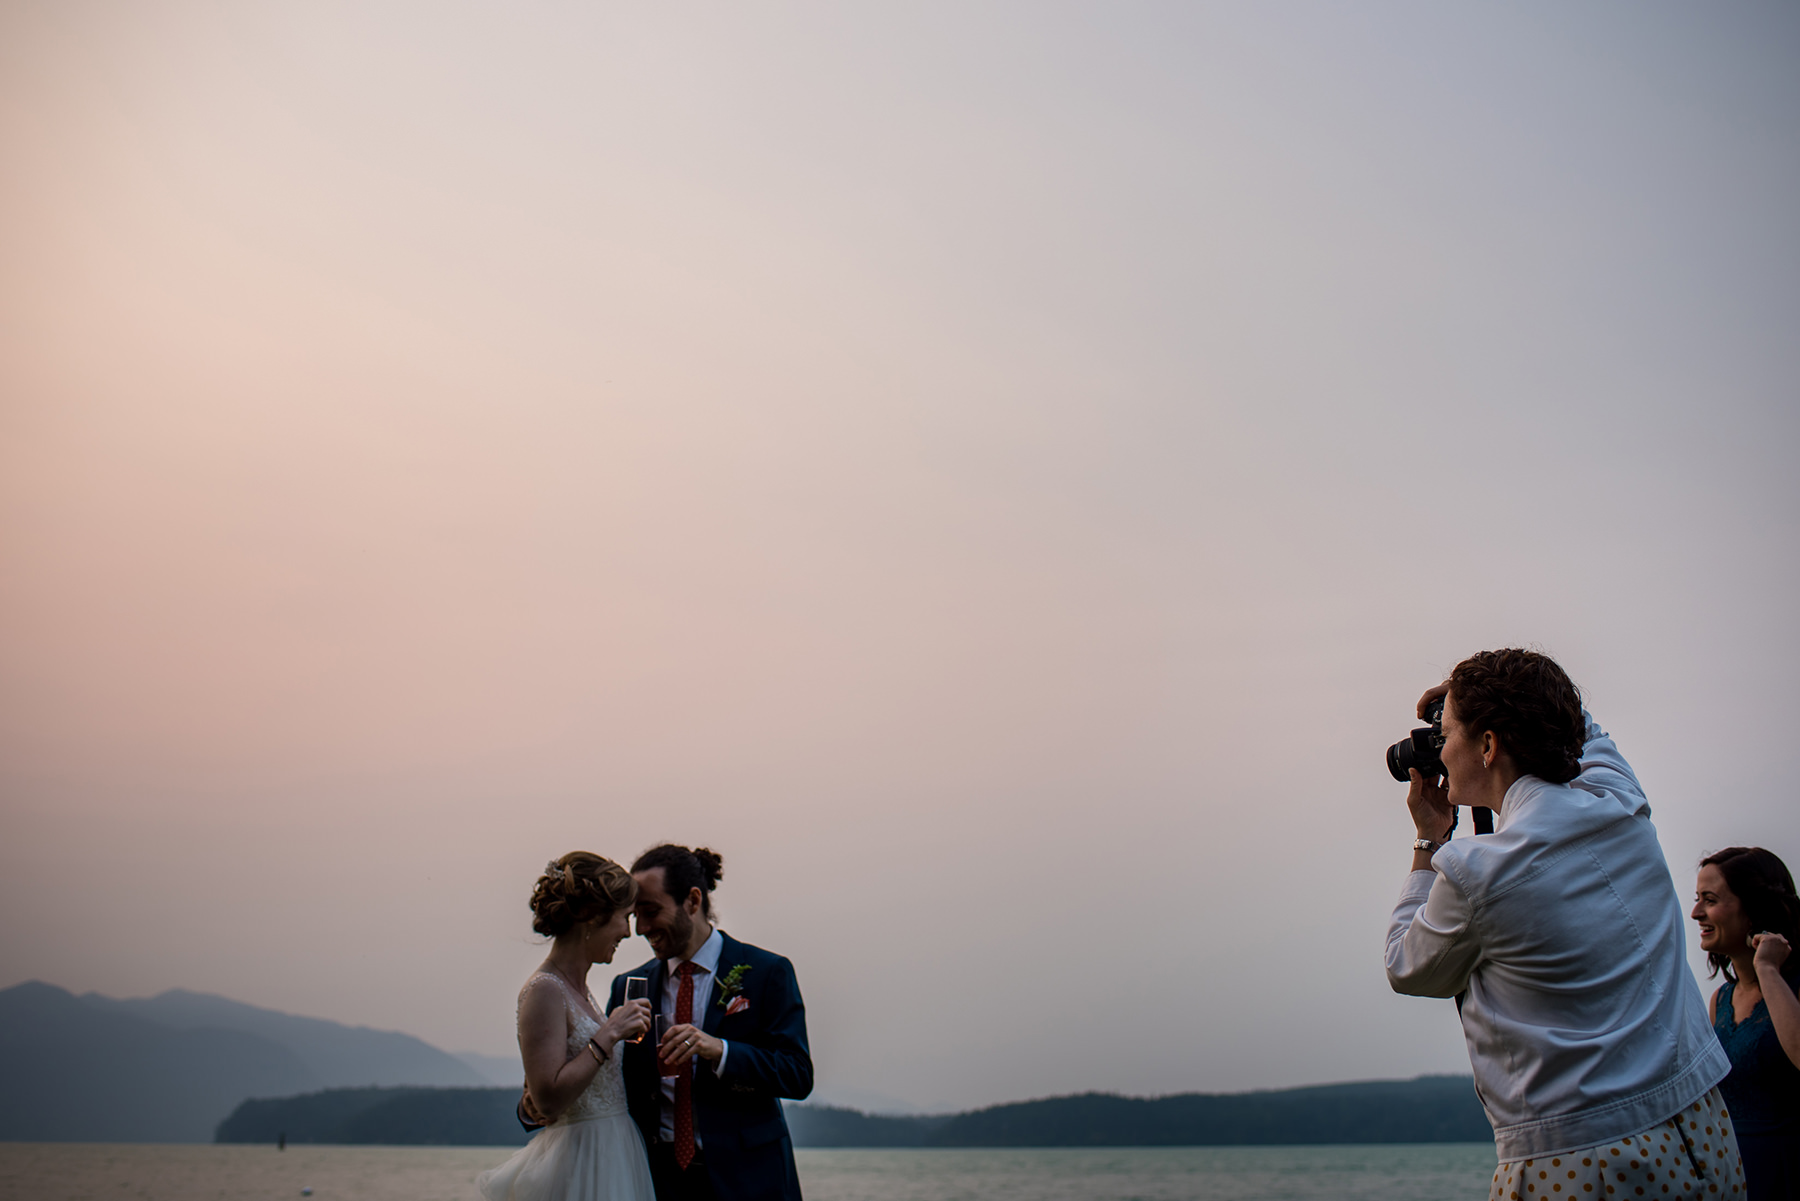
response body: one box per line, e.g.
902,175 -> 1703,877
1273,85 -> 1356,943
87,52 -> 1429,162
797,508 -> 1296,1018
477,974 -> 655,1201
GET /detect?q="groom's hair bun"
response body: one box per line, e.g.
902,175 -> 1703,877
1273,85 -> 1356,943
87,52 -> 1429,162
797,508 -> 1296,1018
530,852 -> 638,938
631,844 -> 724,919
693,847 -> 724,889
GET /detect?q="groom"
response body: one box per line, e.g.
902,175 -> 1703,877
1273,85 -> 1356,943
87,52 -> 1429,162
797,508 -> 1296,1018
609,844 -> 813,1201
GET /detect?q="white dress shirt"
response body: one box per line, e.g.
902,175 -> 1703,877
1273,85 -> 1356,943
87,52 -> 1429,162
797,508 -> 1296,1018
657,926 -> 730,1143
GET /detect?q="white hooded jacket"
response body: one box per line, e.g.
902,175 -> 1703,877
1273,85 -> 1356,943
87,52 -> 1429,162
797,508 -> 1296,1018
1386,712 -> 1729,1160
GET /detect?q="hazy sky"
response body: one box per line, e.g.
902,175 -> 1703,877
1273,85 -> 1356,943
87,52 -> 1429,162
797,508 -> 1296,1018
2,2 -> 1797,1114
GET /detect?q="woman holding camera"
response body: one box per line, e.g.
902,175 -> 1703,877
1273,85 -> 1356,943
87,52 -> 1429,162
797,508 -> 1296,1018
1386,649 -> 1741,1201
1692,846 -> 1800,1199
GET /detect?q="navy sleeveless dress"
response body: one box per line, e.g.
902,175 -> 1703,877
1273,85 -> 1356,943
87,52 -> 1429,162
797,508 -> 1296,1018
1713,972 -> 1800,1200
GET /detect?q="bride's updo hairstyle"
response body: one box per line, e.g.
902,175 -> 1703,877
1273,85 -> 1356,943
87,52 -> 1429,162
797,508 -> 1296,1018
1448,648 -> 1585,785
529,852 -> 637,938
631,844 -> 724,919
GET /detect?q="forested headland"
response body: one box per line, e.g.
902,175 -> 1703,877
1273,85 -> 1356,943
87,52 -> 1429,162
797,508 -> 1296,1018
216,1075 -> 1491,1147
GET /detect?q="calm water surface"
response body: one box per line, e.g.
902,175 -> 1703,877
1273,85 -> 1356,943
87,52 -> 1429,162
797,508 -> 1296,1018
0,1142 -> 1498,1201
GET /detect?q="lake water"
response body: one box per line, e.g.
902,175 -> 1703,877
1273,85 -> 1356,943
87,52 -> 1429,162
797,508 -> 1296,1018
0,1142 -> 1500,1201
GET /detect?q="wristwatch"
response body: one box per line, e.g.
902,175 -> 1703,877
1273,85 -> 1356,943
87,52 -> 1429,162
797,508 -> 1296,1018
1413,837 -> 1443,853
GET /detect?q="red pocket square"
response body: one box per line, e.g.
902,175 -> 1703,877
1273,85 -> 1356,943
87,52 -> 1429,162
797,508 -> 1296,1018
725,995 -> 750,1016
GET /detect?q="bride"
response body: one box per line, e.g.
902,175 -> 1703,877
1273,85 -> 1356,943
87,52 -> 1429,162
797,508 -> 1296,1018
479,853 -> 655,1201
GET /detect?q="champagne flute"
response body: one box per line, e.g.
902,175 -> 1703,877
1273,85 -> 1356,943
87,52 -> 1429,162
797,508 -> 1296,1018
623,977 -> 650,1043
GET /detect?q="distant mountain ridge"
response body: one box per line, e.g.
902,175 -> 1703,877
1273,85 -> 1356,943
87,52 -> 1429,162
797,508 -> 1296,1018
218,1076 -> 1493,1147
0,980 -> 486,1142
0,981 -> 314,1143
75,987 -> 486,1090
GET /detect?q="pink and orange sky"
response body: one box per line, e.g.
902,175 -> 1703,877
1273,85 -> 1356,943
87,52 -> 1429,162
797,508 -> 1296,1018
2,1 -> 1797,1112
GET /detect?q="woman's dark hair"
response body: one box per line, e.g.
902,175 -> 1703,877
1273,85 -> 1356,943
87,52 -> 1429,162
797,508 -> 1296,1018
1699,846 -> 1800,982
529,852 -> 637,938
632,844 -> 723,918
1447,649 -> 1586,784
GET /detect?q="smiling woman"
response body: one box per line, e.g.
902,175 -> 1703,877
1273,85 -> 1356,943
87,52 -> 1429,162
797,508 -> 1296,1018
1692,847 -> 1800,1199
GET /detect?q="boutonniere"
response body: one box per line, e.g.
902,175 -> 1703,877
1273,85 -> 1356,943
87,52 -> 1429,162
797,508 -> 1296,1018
715,964 -> 751,1015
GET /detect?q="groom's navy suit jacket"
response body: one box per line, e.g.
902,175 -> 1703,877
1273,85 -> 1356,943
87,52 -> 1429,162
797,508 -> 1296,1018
607,932 -> 812,1201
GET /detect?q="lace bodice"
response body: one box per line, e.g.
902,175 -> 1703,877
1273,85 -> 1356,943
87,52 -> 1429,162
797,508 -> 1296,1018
524,972 -> 629,1124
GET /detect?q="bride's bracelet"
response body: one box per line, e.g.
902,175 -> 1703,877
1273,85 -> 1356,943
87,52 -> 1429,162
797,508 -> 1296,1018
587,1039 -> 608,1065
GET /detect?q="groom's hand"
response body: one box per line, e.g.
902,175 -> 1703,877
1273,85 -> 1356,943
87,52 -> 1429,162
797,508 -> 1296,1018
659,1023 -> 721,1068
517,1087 -> 548,1131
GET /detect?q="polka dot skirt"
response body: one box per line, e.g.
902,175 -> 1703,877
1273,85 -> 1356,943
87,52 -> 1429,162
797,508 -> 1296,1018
1490,1088 -> 1745,1200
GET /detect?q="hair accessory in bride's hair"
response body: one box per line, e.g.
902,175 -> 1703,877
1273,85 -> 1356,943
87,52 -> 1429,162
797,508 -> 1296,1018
529,851 -> 635,938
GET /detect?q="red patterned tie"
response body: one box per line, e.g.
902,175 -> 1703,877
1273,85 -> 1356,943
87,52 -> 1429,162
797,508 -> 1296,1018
674,961 -> 697,1170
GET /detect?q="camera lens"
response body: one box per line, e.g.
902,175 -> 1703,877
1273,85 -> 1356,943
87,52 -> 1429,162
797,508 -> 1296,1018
1387,731 -> 1444,781
1386,739 -> 1414,781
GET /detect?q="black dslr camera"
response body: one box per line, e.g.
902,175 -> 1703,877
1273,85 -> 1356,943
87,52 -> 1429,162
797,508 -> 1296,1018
1386,697 -> 1445,781
1386,696 -> 1492,835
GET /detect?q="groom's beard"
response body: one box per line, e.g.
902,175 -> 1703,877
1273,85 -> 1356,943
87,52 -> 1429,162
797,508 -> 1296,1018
651,907 -> 694,960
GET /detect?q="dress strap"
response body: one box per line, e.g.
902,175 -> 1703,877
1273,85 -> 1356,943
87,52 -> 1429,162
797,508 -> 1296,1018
531,970 -> 601,1024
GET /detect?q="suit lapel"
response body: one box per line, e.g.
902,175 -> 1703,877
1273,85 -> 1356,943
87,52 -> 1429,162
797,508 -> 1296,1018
647,957 -> 668,1019
700,931 -> 740,1037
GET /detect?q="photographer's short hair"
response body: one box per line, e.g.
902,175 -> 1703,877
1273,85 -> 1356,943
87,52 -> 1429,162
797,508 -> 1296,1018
1699,846 -> 1800,981
1448,649 -> 1585,784
530,852 -> 637,937
632,844 -> 724,918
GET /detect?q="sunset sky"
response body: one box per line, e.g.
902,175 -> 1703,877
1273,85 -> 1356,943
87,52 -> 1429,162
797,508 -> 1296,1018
2,1 -> 1797,1113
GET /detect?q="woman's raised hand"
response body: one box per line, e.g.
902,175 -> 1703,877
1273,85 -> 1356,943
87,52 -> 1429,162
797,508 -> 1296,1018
1752,931 -> 1791,976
